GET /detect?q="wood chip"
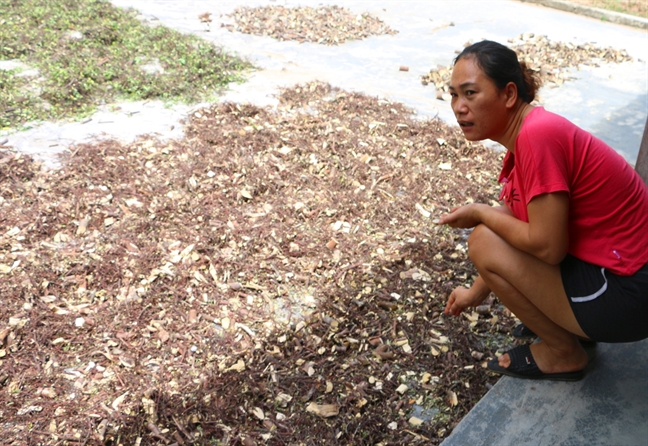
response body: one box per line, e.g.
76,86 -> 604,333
111,392 -> 129,411
252,407 -> 265,420
305,402 -> 339,418
448,390 -> 458,407
226,359 -> 246,372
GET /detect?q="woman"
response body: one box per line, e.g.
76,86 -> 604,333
439,40 -> 648,381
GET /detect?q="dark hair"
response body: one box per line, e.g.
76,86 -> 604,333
454,40 -> 540,103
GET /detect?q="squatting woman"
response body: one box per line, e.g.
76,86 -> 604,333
440,40 -> 648,381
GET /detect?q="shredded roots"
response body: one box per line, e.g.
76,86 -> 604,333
1,83 -> 520,445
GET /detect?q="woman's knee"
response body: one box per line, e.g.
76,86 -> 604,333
467,224 -> 499,265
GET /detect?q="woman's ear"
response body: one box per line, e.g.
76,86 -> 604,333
504,82 -> 519,108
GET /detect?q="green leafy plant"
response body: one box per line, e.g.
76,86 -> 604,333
0,0 -> 252,129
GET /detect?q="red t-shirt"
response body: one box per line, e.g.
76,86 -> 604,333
499,107 -> 648,275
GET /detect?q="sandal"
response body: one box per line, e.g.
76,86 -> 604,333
487,344 -> 585,381
512,323 -> 536,339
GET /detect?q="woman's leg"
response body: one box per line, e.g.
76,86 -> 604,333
468,224 -> 589,373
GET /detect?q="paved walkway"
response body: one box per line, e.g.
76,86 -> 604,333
442,340 -> 648,446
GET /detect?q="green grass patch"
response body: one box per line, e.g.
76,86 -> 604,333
598,0 -> 647,17
0,0 -> 253,129
571,0 -> 648,18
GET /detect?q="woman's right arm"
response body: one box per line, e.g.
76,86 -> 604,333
439,193 -> 569,265
442,206 -> 511,316
444,275 -> 490,316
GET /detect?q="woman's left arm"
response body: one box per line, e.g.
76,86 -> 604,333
439,192 -> 569,264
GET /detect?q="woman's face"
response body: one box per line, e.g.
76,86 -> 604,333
449,57 -> 510,142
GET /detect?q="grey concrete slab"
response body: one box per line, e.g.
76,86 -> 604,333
442,339 -> 648,446
2,0 -> 647,167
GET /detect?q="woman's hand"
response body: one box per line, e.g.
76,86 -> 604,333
444,285 -> 486,316
438,204 -> 485,228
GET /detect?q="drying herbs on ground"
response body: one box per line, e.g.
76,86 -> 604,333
423,33 -> 633,100
220,5 -> 397,45
0,82 -> 521,445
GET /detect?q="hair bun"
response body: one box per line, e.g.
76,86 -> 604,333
518,61 -> 541,103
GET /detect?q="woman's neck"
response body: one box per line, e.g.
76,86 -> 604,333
496,102 -> 534,154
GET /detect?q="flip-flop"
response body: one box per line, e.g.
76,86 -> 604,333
487,344 -> 585,381
512,323 -> 536,339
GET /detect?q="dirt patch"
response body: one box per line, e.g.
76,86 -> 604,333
0,82 -> 519,445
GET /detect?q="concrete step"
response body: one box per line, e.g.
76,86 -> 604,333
442,339 -> 648,446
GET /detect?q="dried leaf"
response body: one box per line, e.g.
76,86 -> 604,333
0,327 -> 10,345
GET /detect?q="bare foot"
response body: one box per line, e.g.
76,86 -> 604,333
498,339 -> 588,374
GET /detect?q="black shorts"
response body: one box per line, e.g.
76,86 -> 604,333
561,254 -> 648,343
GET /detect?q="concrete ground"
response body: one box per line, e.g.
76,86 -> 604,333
2,2 -> 647,444
442,339 -> 648,446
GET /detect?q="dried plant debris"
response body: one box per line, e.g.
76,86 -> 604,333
221,5 -> 398,45
0,82 -> 519,445
422,33 -> 634,100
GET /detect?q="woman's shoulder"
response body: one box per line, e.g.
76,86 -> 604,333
522,106 -> 574,131
519,107 -> 584,149
519,106 -> 630,173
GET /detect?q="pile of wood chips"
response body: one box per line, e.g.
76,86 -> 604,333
1,82 -> 519,445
